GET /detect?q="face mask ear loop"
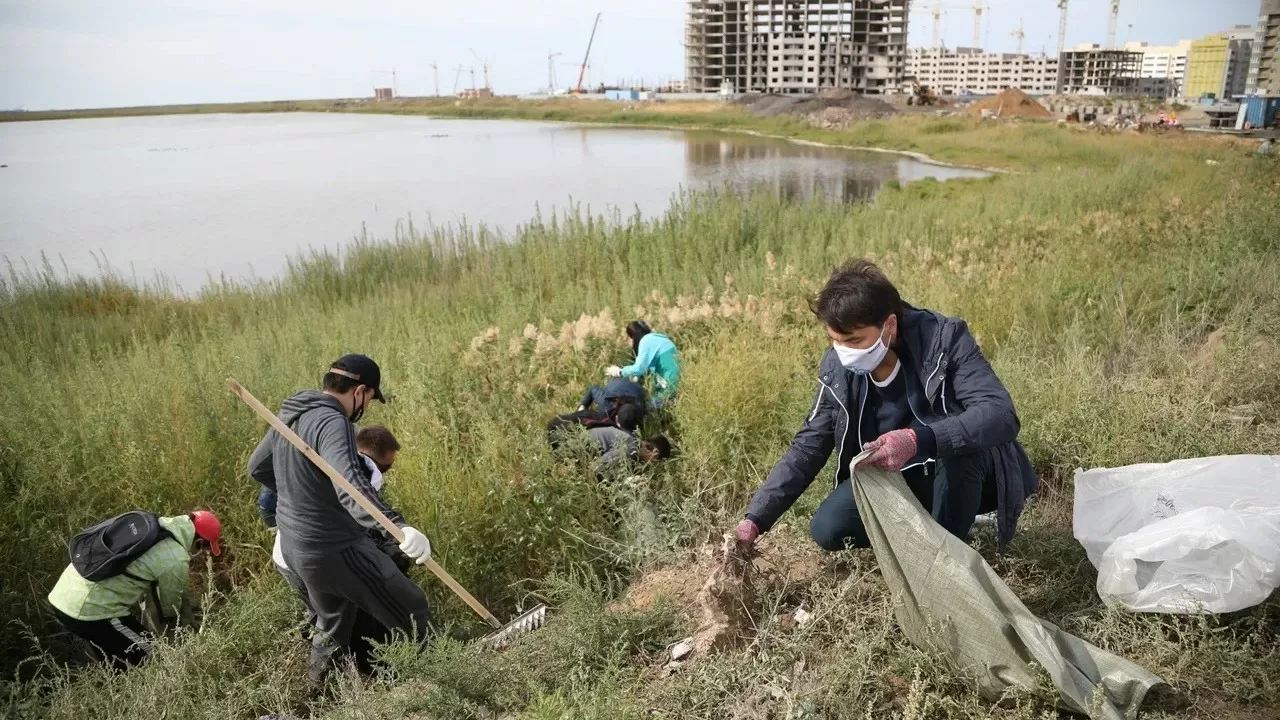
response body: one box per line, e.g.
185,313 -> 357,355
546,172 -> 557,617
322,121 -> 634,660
351,388 -> 366,423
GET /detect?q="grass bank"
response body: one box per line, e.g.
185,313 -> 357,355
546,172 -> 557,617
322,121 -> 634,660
2,119 -> 1278,719
1,95 -> 1154,172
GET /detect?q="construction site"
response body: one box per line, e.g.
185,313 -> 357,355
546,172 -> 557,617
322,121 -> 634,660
685,0 -> 909,95
1057,44 -> 1143,95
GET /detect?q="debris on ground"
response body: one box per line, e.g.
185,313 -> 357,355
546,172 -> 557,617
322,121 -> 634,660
735,89 -> 898,128
793,606 -> 812,626
965,89 -> 1053,120
669,637 -> 694,661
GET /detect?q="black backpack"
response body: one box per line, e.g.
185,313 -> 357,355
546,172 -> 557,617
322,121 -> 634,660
69,511 -> 174,582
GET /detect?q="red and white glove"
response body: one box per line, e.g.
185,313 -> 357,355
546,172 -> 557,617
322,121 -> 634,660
861,429 -> 918,471
734,518 -> 760,545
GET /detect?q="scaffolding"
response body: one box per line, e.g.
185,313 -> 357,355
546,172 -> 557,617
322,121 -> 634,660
686,1 -> 910,95
1057,48 -> 1142,95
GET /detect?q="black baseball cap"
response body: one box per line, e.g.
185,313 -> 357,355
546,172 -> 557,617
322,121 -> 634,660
327,354 -> 387,402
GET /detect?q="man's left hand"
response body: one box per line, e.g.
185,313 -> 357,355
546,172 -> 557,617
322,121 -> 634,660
861,429 -> 918,471
605,365 -> 623,378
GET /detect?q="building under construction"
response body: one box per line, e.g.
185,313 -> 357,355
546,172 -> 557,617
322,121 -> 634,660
685,0 -> 910,95
1056,44 -> 1142,95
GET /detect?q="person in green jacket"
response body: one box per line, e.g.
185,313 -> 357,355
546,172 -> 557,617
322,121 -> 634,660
47,511 -> 222,669
606,321 -> 681,408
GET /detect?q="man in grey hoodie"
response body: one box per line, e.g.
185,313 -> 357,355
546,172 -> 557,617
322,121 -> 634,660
248,354 -> 433,681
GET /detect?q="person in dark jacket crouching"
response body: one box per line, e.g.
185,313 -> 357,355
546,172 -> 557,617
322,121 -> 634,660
734,259 -> 1038,554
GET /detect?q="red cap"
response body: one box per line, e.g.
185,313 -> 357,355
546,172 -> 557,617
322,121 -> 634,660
190,510 -> 222,556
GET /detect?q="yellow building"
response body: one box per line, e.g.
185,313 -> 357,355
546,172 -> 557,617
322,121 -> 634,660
1185,28 -> 1254,99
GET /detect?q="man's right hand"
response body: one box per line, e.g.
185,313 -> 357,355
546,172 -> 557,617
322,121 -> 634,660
734,518 -> 759,545
398,527 -> 432,564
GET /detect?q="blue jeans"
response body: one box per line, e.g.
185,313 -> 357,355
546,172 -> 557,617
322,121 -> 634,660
809,451 -> 995,552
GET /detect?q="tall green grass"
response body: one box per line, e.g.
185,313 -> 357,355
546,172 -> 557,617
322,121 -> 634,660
2,121 -> 1279,718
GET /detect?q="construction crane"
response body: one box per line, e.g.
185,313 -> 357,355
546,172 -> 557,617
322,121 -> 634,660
1011,17 -> 1025,54
911,2 -> 968,51
972,1 -> 989,49
470,49 -> 491,90
1105,0 -> 1121,49
452,65 -> 467,94
562,61 -> 592,90
909,2 -> 943,50
548,50 -> 562,92
1057,0 -> 1069,57
575,12 -> 602,94
428,63 -> 439,97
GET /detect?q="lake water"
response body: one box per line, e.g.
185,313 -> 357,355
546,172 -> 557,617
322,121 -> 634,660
0,113 -> 986,291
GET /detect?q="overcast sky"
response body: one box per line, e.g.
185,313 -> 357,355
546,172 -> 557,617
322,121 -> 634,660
0,0 -> 1265,110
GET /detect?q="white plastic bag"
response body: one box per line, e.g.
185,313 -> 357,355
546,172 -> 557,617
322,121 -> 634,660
1074,455 -> 1280,614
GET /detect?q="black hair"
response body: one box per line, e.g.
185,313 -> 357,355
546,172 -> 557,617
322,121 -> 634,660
322,372 -> 361,394
625,320 -> 652,357
809,259 -> 903,335
615,404 -> 642,432
356,425 -> 401,455
642,435 -> 673,460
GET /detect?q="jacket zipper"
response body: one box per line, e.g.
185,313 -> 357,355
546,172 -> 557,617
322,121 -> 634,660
807,386 -> 823,422
924,353 -> 945,401
820,379 -> 854,490
901,378 -> 934,474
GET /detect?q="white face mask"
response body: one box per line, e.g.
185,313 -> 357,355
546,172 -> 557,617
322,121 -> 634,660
833,325 -> 891,375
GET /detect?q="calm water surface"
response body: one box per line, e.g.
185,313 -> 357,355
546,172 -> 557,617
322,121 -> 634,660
0,113 -> 986,291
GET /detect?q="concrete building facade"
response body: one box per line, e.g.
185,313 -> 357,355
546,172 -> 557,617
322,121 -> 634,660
905,48 -> 1059,95
1057,44 -> 1142,95
1185,27 -> 1255,99
1246,0 -> 1280,94
1122,40 -> 1192,98
685,0 -> 909,95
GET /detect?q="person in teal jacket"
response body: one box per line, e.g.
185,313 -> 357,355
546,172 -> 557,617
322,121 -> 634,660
606,321 -> 681,407
47,511 -> 222,669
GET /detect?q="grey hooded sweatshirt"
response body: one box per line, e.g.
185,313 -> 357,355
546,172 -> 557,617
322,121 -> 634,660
248,390 -> 405,555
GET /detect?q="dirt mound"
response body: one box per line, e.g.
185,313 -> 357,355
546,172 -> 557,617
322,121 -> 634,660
735,92 -> 898,126
808,106 -> 866,130
622,563 -> 705,614
965,89 -> 1053,119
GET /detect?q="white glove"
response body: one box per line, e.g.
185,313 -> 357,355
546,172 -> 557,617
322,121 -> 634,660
605,365 -> 623,378
398,526 -> 432,564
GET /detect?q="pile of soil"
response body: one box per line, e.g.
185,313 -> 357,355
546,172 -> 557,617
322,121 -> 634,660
735,89 -> 898,127
965,89 -> 1053,119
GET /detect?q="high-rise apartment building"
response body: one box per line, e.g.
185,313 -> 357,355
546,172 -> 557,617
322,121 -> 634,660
1122,40 -> 1192,97
1246,0 -> 1280,94
685,0 -> 910,95
905,48 -> 1059,95
1185,27 -> 1256,98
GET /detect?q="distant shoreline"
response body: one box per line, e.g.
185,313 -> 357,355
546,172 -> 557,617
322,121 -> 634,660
0,96 -> 1014,174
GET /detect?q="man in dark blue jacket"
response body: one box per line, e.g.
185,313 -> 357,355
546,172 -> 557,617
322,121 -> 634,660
578,378 -> 647,422
735,259 -> 1038,553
